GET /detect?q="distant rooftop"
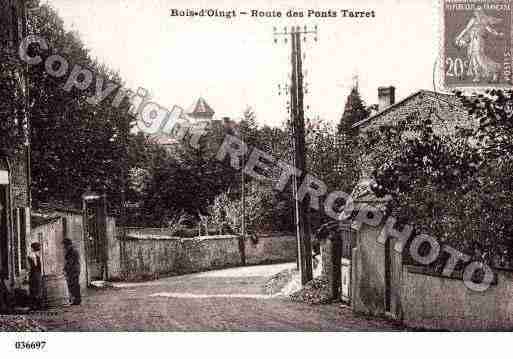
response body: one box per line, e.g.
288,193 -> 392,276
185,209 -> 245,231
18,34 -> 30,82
187,97 -> 215,120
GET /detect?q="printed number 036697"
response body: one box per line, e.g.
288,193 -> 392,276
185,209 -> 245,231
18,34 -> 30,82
15,341 -> 46,350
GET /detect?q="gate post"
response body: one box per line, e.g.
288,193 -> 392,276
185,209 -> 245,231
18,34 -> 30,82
320,226 -> 342,300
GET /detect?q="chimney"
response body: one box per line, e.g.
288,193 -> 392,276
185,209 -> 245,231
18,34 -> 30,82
378,86 -> 395,112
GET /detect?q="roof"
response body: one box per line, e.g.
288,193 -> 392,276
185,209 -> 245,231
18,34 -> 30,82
31,213 -> 62,228
352,90 -> 460,129
36,202 -> 82,215
187,97 -> 215,119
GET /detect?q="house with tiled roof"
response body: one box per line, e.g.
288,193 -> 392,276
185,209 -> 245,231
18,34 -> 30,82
350,87 -> 472,204
344,87 -> 499,328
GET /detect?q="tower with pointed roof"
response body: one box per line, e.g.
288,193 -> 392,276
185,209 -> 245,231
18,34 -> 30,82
187,97 -> 215,121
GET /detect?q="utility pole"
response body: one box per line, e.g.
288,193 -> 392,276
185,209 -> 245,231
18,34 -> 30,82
240,128 -> 245,239
119,114 -> 131,278
274,25 -> 318,285
240,107 -> 254,242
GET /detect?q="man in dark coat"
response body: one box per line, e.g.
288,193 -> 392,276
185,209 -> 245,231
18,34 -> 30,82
63,238 -> 81,305
28,242 -> 43,310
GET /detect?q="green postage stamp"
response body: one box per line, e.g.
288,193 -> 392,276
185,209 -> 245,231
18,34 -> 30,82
442,0 -> 513,88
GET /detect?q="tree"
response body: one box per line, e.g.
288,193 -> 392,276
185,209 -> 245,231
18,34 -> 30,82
337,85 -> 369,136
26,3 -> 136,210
0,49 -> 26,156
138,119 -> 240,226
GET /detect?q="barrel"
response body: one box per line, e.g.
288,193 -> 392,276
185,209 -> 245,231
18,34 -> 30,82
42,274 -> 69,307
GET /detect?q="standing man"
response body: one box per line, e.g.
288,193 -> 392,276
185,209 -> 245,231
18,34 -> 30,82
27,242 -> 43,310
63,238 -> 81,305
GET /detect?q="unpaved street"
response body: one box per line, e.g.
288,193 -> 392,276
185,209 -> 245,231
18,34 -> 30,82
33,263 -> 404,331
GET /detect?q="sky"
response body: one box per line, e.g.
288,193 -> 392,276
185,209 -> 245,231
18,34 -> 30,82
43,0 -> 439,127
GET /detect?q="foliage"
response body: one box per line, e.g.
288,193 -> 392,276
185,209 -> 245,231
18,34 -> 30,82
306,118 -> 359,194
166,210 -> 189,235
337,86 -> 370,136
137,120 -> 239,226
207,184 -> 268,235
25,3 -> 139,211
362,89 -> 513,263
0,47 -> 26,156
305,118 -> 360,229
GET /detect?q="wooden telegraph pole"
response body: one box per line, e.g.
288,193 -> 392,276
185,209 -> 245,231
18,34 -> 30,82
274,25 -> 318,285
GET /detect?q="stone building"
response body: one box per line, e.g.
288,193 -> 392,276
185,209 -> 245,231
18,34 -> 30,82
348,87 -> 472,317
350,87 -> 471,202
0,0 -> 31,292
342,88 -> 513,330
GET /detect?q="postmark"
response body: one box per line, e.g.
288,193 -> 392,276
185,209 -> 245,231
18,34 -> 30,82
442,0 -> 513,88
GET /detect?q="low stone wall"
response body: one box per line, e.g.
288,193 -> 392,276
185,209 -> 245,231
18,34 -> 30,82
244,234 -> 297,265
401,266 -> 513,331
117,232 -> 297,281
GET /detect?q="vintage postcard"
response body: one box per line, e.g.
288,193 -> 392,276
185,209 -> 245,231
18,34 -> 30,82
1,0 -> 513,356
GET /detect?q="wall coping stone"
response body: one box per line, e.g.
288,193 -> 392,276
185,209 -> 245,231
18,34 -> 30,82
405,265 -> 498,286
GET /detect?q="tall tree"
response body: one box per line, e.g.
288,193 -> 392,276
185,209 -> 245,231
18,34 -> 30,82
337,85 -> 369,136
0,50 -> 26,156
26,3 -> 136,210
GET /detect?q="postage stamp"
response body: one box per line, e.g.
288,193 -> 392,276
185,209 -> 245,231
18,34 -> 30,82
442,0 -> 513,88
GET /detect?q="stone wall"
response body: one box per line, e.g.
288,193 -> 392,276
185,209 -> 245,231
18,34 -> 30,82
116,231 -> 297,281
401,266 -> 513,330
120,235 -> 241,281
244,234 -> 297,265
31,214 -> 88,292
352,221 -> 513,330
32,218 -> 64,276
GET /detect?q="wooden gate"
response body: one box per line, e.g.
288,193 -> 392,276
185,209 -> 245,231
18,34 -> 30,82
83,194 -> 108,281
